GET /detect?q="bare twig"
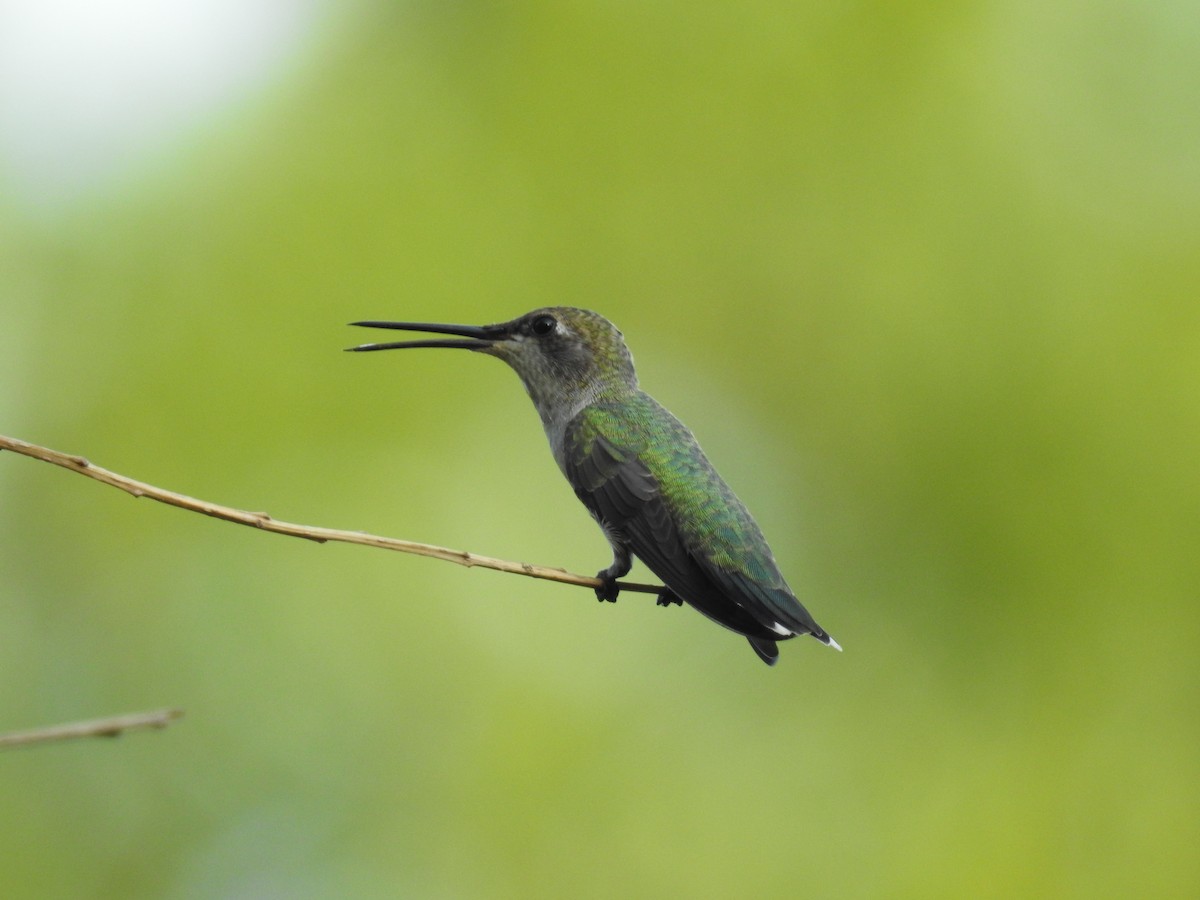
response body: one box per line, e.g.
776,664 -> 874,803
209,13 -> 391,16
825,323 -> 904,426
0,709 -> 183,750
0,434 -> 662,596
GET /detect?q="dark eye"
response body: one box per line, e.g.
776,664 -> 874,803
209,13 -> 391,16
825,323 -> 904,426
530,314 -> 556,336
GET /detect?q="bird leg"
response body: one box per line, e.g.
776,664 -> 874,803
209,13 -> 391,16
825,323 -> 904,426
656,588 -> 683,607
595,543 -> 632,603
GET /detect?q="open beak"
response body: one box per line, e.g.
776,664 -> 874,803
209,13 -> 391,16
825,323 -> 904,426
346,320 -> 505,352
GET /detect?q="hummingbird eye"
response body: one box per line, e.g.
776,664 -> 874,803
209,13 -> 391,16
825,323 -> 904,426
530,314 -> 557,336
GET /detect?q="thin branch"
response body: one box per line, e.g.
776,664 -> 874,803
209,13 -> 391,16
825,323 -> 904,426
0,433 -> 662,596
0,709 -> 183,750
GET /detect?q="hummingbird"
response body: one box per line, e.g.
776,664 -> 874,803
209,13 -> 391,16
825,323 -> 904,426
348,307 -> 840,665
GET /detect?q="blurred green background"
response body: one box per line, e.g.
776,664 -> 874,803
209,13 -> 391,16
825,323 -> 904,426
2,2 -> 1197,897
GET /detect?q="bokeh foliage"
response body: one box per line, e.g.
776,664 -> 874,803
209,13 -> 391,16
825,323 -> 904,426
3,2 -> 1198,896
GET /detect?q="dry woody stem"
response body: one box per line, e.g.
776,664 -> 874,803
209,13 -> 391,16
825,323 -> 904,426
0,709 -> 183,750
0,433 -> 662,596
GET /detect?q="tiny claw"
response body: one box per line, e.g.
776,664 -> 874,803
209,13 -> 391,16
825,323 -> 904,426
656,589 -> 683,608
595,571 -> 620,603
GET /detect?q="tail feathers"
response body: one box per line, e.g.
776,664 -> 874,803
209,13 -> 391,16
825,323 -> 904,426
749,630 -> 841,665
747,637 -> 779,666
807,626 -> 842,652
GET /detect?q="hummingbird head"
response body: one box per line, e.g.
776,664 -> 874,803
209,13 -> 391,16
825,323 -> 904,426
348,307 -> 638,426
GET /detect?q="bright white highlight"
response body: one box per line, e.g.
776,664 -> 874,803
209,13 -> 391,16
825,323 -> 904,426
0,0 -> 325,209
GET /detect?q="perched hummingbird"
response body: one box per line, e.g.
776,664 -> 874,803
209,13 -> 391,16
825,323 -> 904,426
348,307 -> 840,665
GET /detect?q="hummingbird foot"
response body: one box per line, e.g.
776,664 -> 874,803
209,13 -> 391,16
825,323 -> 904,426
594,570 -> 621,603
656,588 -> 683,608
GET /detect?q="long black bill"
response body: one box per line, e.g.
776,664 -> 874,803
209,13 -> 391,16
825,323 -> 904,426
345,320 -> 501,352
